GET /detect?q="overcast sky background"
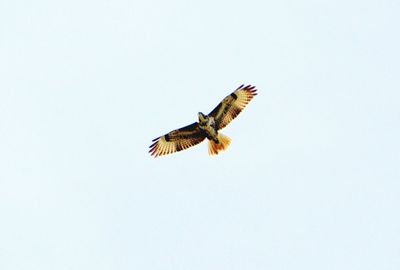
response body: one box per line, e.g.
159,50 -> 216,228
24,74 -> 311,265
1,0 -> 400,269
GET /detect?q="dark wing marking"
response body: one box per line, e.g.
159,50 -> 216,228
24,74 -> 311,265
208,84 -> 257,130
149,123 -> 206,157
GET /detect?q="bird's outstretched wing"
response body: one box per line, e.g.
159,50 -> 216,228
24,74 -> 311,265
149,123 -> 206,157
208,84 -> 257,130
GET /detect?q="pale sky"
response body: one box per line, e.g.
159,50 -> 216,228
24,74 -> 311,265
1,0 -> 400,269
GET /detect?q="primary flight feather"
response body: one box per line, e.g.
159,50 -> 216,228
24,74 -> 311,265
149,84 -> 257,157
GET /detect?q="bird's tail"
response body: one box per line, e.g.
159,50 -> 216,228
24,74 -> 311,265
208,133 -> 231,156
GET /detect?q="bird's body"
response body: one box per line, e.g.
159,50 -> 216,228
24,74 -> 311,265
198,112 -> 218,141
149,84 -> 257,157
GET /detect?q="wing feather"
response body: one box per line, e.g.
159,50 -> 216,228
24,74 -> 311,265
208,84 -> 257,130
149,123 -> 206,157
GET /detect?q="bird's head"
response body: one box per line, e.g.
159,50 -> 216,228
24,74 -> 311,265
198,112 -> 208,125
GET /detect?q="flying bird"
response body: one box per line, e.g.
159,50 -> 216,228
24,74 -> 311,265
149,84 -> 257,157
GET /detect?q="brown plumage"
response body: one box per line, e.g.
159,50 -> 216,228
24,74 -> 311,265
149,84 -> 257,157
149,123 -> 206,157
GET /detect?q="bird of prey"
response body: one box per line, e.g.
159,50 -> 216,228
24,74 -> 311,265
149,84 -> 257,157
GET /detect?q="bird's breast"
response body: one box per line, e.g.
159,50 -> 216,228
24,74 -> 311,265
201,117 -> 218,140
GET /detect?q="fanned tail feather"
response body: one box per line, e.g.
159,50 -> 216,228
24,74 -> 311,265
208,133 -> 231,156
